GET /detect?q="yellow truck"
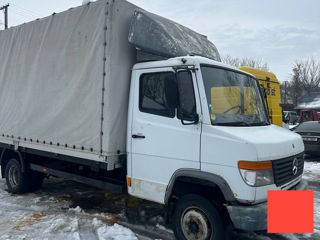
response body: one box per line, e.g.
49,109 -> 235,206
238,67 -> 283,127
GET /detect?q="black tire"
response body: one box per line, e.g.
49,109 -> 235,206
173,194 -> 225,240
5,158 -> 29,194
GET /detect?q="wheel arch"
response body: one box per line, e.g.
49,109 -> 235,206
0,148 -> 26,177
164,169 -> 237,205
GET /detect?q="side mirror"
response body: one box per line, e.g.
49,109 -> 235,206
177,71 -> 199,125
180,112 -> 199,125
164,77 -> 178,109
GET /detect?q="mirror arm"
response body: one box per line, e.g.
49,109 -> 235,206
181,119 -> 198,125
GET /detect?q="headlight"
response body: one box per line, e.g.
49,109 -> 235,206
238,161 -> 274,187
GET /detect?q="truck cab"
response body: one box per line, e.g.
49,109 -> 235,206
127,56 -> 306,239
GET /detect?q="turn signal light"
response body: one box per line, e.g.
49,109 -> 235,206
127,177 -> 131,187
238,161 -> 272,170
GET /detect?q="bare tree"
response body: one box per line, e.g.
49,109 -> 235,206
221,55 -> 269,71
280,67 -> 305,105
280,81 -> 295,105
280,57 -> 320,106
293,57 -> 320,92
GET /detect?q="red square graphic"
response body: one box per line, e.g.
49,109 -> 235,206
268,190 -> 313,233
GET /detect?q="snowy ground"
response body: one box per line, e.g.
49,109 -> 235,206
299,156 -> 320,239
0,157 -> 318,240
0,179 -> 139,240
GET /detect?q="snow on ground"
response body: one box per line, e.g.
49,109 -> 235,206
304,160 -> 320,182
0,179 -> 138,240
301,159 -> 320,239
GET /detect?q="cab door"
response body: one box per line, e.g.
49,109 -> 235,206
128,67 -> 201,203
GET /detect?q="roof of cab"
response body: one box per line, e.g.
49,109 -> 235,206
133,56 -> 254,77
238,66 -> 278,82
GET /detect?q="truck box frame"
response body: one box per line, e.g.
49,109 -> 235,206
0,0 -> 138,166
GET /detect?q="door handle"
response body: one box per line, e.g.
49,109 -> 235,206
132,134 -> 145,139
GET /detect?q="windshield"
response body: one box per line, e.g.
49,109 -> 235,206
201,65 -> 269,126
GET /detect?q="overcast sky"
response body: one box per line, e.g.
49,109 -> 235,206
0,0 -> 319,82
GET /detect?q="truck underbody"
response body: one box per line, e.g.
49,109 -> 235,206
0,143 -> 127,194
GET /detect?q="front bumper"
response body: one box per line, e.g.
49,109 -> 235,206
226,179 -> 308,231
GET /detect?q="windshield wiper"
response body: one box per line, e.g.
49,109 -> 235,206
214,121 -> 269,127
214,121 -> 250,126
249,122 -> 269,126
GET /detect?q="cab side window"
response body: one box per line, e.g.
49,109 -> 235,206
139,72 -> 176,118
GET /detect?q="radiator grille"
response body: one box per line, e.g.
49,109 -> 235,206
272,154 -> 304,187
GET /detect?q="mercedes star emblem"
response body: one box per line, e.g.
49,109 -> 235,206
292,158 -> 298,176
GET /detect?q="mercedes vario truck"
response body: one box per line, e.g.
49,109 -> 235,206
0,0 -> 306,239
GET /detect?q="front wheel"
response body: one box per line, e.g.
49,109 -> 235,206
173,194 -> 225,240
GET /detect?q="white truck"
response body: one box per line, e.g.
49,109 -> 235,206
0,0 -> 306,239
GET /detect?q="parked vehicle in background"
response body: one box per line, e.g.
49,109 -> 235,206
294,121 -> 320,156
239,67 -> 283,127
297,109 -> 320,124
284,111 -> 299,124
0,1 -> 306,239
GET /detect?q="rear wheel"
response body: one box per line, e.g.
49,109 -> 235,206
173,194 -> 225,240
5,158 -> 45,193
5,159 -> 28,193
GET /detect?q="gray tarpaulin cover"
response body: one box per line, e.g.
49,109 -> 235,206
0,0 -> 137,157
0,0 -> 220,159
128,10 -> 221,62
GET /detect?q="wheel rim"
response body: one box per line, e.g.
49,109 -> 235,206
8,165 -> 19,187
181,207 -> 213,240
